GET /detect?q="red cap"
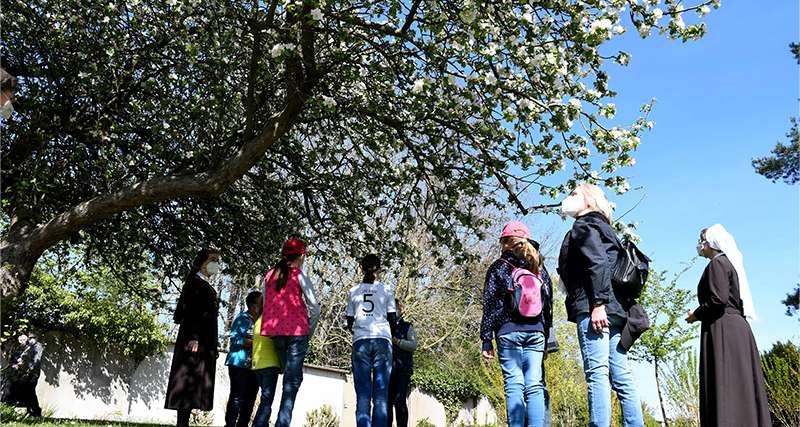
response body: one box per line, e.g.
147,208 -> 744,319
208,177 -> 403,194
282,238 -> 306,256
499,221 -> 531,241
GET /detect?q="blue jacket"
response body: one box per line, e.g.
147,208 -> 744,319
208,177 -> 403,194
225,311 -> 255,368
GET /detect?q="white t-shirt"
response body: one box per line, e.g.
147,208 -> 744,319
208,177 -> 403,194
346,281 -> 396,343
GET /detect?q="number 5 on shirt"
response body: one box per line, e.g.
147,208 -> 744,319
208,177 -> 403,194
362,294 -> 374,313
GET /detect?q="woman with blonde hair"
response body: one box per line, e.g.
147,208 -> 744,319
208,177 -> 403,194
480,221 -> 553,426
557,183 -> 643,426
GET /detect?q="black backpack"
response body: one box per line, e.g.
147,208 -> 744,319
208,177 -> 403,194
612,239 -> 650,298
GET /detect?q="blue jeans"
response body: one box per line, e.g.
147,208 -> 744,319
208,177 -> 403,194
252,368 -> 280,427
352,338 -> 392,427
271,336 -> 309,427
225,366 -> 259,427
576,314 -> 644,427
496,331 -> 547,427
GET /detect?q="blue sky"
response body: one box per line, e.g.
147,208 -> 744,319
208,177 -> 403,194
523,1 -> 798,417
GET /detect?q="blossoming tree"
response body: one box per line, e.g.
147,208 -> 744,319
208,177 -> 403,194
1,0 -> 718,296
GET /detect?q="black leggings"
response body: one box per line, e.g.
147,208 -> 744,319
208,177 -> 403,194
176,409 -> 191,427
388,371 -> 412,427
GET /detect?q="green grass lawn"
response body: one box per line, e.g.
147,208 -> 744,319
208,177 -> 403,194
1,405 -> 171,427
2,421 -> 171,427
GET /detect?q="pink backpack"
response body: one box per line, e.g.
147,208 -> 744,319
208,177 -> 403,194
498,259 -> 543,318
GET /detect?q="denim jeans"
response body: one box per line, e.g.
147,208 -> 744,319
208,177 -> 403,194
352,338 -> 393,427
496,331 -> 547,427
252,367 -> 280,427
543,373 -> 551,427
576,314 -> 644,427
225,366 -> 259,427
271,336 -> 309,427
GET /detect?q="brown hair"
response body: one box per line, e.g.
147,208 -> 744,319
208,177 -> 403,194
500,236 -> 541,274
272,253 -> 303,291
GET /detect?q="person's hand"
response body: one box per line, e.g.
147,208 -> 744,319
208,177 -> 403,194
591,304 -> 608,332
188,340 -> 199,353
245,338 -> 253,347
392,337 -> 400,345
481,349 -> 495,362
685,311 -> 698,324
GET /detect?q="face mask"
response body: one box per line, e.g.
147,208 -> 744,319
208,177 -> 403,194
561,193 -> 586,217
0,100 -> 14,120
206,261 -> 221,275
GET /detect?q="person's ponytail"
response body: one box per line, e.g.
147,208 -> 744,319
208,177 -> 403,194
273,253 -> 302,291
513,239 -> 541,274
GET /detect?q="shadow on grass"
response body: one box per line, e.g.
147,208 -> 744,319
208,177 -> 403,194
0,405 -> 171,427
2,418 -> 173,427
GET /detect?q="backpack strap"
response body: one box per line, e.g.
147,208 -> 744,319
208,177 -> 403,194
497,258 -> 515,268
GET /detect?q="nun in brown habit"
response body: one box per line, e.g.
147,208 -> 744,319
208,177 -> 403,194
165,247 -> 221,427
686,224 -> 770,427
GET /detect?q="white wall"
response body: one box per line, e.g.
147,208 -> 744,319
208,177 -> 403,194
27,332 -> 495,426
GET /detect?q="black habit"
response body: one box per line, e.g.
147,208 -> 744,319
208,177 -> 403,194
165,273 -> 219,411
694,254 -> 770,427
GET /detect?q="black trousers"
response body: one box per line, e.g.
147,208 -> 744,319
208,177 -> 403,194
1,380 -> 41,417
388,370 -> 412,427
224,366 -> 260,427
176,409 -> 191,427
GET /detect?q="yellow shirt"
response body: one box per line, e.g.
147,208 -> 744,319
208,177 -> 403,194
252,316 -> 280,370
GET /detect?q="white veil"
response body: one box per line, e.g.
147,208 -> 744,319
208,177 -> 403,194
704,224 -> 757,320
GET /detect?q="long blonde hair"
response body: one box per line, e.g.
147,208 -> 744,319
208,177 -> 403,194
576,183 -> 613,223
500,236 -> 541,274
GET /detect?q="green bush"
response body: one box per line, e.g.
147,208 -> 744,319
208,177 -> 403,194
415,419 -> 436,427
762,341 -> 800,427
1,261 -> 168,362
544,348 -> 589,427
304,404 -> 339,427
660,351 -> 699,426
412,355 -> 484,420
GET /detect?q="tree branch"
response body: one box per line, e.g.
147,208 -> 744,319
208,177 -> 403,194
400,0 -> 422,34
25,95 -> 306,256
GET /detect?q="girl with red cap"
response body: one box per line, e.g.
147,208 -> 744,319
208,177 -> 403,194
257,238 -> 320,427
480,221 -> 554,427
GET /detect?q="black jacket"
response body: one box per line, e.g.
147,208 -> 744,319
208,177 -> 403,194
392,319 -> 415,375
557,212 -> 629,322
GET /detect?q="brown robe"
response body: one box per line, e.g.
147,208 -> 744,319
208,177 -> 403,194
694,254 -> 770,427
165,273 -> 219,410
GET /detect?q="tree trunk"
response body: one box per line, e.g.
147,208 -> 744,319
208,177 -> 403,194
0,219 -> 46,298
655,358 -> 670,427
0,244 -> 37,298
